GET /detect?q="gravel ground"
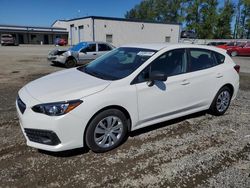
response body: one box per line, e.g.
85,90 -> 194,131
0,45 -> 249,187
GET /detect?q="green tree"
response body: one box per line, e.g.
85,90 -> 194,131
125,0 -> 185,23
125,0 -> 240,39
241,0 -> 250,38
185,0 -> 219,39
199,0 -> 218,38
215,0 -> 234,39
125,0 -> 157,21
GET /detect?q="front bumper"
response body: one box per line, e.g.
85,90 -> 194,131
16,94 -> 87,152
47,55 -> 67,64
24,128 -> 61,146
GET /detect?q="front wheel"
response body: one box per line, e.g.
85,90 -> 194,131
65,58 -> 76,68
210,86 -> 232,116
85,109 -> 128,153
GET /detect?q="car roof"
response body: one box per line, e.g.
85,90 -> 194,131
77,41 -> 110,44
120,43 -> 227,54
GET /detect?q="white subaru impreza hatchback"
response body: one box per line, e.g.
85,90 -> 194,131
16,43 -> 240,153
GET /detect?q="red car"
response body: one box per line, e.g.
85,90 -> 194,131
227,42 -> 250,56
216,41 -> 243,50
55,38 -> 67,46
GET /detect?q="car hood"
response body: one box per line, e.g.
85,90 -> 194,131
23,68 -> 111,103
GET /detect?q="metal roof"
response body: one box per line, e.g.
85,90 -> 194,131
0,24 -> 67,33
52,16 -> 181,26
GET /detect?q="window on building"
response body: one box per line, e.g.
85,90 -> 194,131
165,36 -> 171,42
106,34 -> 113,43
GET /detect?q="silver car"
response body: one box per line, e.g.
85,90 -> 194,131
48,41 -> 114,68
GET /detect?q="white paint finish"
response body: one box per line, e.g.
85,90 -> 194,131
94,19 -> 180,46
53,17 -> 180,46
60,18 -> 93,45
17,44 -> 239,152
52,20 -> 68,29
24,68 -> 110,103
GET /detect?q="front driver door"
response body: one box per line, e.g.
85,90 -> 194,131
135,48 -> 192,124
78,43 -> 97,64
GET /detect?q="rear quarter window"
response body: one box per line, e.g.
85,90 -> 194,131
213,52 -> 225,64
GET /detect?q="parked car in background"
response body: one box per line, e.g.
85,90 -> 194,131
227,42 -> 250,56
181,30 -> 197,39
207,42 -> 227,46
216,41 -> 243,50
54,38 -> 67,46
17,43 -> 240,153
1,34 -> 18,46
48,41 -> 114,68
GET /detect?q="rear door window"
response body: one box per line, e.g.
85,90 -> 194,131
188,49 -> 218,72
98,44 -> 112,51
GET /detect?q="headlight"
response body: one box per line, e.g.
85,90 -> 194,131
32,100 -> 82,116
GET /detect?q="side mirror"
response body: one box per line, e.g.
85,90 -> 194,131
147,71 -> 167,87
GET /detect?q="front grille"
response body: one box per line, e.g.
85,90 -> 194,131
24,128 -> 61,146
17,96 -> 26,114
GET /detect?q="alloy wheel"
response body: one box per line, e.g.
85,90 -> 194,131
216,90 -> 230,112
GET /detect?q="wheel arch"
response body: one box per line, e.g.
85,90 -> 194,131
210,83 -> 234,108
66,55 -> 77,62
222,83 -> 234,96
83,105 -> 132,145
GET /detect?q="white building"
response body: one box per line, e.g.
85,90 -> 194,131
52,16 -> 181,47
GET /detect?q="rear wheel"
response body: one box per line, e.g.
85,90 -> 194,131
65,58 -> 76,68
210,86 -> 232,116
85,109 -> 128,153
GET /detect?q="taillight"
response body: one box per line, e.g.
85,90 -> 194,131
234,65 -> 240,73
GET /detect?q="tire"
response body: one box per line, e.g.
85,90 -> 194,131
210,86 -> 232,116
231,51 -> 238,57
85,109 -> 128,153
52,61 -> 60,66
65,58 -> 76,68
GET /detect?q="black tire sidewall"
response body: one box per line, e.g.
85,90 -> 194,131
85,109 -> 128,153
210,86 -> 232,116
65,59 -> 76,68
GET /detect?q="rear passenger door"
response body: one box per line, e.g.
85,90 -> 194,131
185,48 -> 225,107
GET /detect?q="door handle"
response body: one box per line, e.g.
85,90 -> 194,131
216,73 -> 223,78
181,79 -> 190,85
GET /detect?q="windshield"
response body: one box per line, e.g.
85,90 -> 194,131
70,42 -> 87,51
78,47 -> 157,80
